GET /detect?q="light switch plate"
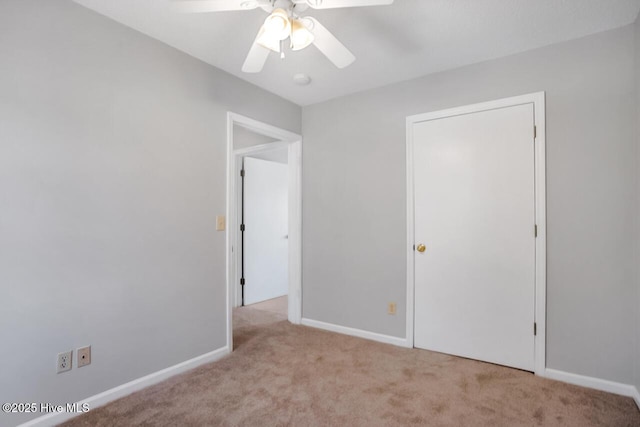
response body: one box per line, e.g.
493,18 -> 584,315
388,302 -> 397,315
216,215 -> 226,231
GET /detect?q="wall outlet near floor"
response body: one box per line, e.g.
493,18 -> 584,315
388,302 -> 397,315
77,345 -> 91,368
57,350 -> 73,374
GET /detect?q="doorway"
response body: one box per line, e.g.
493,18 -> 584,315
226,113 -> 302,352
242,154 -> 289,306
405,93 -> 546,375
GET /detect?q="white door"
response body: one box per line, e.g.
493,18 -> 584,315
413,103 -> 536,371
243,157 -> 288,305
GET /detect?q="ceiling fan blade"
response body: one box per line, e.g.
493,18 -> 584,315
242,27 -> 271,73
296,0 -> 393,9
171,0 -> 259,13
305,17 -> 355,69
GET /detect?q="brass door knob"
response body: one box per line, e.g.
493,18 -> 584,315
416,244 -> 426,253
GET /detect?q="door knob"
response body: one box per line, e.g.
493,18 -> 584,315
416,244 -> 426,253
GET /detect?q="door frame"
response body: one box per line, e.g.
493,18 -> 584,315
226,112 -> 302,352
405,92 -> 546,375
234,143 -> 290,307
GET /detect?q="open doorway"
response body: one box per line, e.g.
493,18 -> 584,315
225,113 -> 302,352
241,153 -> 288,307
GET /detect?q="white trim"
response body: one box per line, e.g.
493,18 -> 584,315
233,140 -> 290,157
287,140 -> 303,324
405,114 -> 415,353
632,386 -> 640,409
531,92 -> 547,375
301,318 -> 408,348
19,347 -> 230,427
405,92 -> 547,376
543,369 -> 640,408
228,112 -> 301,143
226,113 -> 303,354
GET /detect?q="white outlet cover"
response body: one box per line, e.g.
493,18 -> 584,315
57,351 -> 72,374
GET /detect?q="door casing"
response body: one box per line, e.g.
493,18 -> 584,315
405,92 -> 547,375
226,112 -> 302,353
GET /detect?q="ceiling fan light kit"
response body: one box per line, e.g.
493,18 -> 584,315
290,18 -> 314,51
263,8 -> 291,40
255,26 -> 281,52
256,9 -> 313,53
256,8 -> 291,52
173,0 -> 394,73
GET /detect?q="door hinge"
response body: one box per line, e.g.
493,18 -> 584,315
240,169 -> 245,177
240,224 -> 245,231
534,224 -> 538,238
534,126 -> 537,139
240,278 -> 245,286
534,322 -> 537,336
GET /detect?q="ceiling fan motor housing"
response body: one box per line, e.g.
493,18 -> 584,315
259,0 -> 312,13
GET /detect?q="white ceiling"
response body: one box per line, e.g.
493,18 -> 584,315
73,0 -> 640,106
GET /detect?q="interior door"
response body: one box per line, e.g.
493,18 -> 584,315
413,103 -> 536,371
243,156 -> 288,306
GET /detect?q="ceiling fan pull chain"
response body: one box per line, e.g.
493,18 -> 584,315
280,40 -> 285,59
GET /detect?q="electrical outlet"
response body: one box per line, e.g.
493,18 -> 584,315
388,302 -> 397,315
57,351 -> 72,374
77,346 -> 91,368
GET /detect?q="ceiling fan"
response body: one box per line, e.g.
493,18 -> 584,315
172,0 -> 394,73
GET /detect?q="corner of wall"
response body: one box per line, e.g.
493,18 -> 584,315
634,9 -> 640,398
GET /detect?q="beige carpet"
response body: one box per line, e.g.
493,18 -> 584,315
62,297 -> 640,426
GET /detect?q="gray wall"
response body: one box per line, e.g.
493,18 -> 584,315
635,13 -> 640,394
0,1 -> 300,425
302,25 -> 637,384
233,124 -> 279,150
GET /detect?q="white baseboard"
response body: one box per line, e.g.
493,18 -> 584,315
301,318 -> 410,348
19,346 -> 230,427
15,346 -> 640,427
544,368 -> 640,410
632,385 -> 640,409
